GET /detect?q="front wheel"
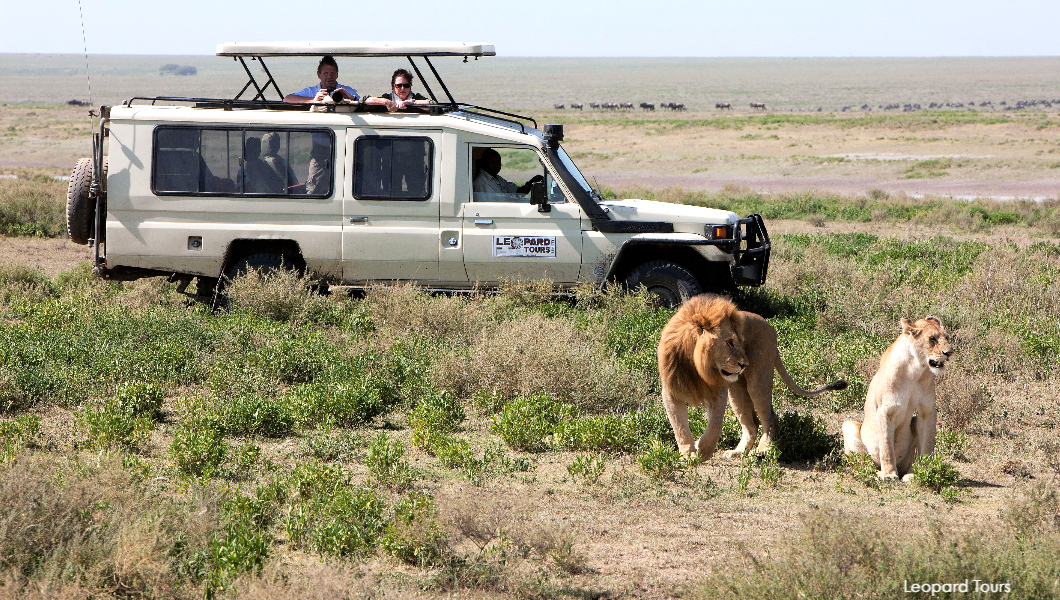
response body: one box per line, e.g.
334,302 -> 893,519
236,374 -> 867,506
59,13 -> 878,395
623,260 -> 703,308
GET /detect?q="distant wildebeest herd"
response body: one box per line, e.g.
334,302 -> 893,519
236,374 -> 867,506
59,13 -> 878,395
554,101 -> 685,111
551,98 -> 1060,113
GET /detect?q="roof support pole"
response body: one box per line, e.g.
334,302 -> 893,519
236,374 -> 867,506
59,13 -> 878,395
234,57 -> 268,101
423,56 -> 457,105
256,57 -> 284,100
406,56 -> 438,103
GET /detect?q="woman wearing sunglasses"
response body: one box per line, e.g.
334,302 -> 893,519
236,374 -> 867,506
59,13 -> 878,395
366,69 -> 430,112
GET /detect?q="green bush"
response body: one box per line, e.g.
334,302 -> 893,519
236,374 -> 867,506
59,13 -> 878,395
286,374 -> 394,428
638,439 -> 696,482
838,452 -> 882,490
492,393 -> 576,452
734,445 -> 785,492
170,414 -> 229,478
232,442 -> 262,474
912,454 -> 961,499
431,434 -> 506,485
77,398 -> 154,451
285,461 -> 387,557
112,381 -> 165,421
758,443 -> 782,488
303,429 -> 364,462
0,414 -> 40,462
773,411 -> 840,462
382,492 -> 449,568
408,390 -> 465,451
554,414 -> 641,453
567,454 -> 606,484
365,434 -> 416,490
934,430 -> 969,461
213,393 -> 294,438
187,485 -> 283,596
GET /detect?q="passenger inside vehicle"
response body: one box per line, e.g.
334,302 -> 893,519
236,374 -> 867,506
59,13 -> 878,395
239,137 -> 284,193
260,132 -> 300,193
472,147 -> 544,202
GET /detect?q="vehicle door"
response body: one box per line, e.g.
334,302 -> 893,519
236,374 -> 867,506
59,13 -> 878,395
342,129 -> 442,283
461,145 -> 583,285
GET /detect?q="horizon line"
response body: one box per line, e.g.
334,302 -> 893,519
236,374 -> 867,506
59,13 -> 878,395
2,52 -> 1060,59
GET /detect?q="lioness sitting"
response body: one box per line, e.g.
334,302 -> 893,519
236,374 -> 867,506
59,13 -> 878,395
843,316 -> 953,481
658,295 -> 848,460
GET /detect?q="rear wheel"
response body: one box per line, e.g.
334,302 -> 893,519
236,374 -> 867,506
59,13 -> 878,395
214,252 -> 300,310
623,260 -> 703,308
66,157 -> 107,245
224,252 -> 294,281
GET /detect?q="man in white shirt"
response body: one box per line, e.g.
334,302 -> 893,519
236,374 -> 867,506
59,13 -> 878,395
473,148 -> 544,202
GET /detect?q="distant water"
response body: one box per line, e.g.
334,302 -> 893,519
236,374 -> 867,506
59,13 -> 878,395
3,54 -> 1060,112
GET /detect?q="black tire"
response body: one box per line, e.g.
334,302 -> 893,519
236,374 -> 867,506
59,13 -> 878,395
623,260 -> 703,308
223,252 -> 293,282
66,158 -> 94,244
66,157 -> 107,245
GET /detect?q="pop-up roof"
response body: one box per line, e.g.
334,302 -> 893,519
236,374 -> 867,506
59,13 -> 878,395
216,41 -> 496,58
126,40 -> 534,135
213,41 -> 495,105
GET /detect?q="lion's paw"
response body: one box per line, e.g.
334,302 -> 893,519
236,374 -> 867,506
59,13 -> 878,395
721,449 -> 745,460
878,472 -> 899,482
901,473 -> 915,483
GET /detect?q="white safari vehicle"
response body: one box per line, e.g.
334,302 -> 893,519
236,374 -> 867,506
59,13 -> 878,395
67,41 -> 770,307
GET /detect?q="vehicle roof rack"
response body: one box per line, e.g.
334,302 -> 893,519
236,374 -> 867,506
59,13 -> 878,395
119,96 -> 538,134
213,41 -> 494,108
216,41 -> 495,57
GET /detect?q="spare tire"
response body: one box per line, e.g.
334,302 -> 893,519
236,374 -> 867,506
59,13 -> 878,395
66,157 -> 106,245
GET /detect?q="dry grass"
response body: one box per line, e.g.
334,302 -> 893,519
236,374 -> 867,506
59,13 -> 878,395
432,311 -> 651,412
0,174 -> 66,238
0,453 -> 221,600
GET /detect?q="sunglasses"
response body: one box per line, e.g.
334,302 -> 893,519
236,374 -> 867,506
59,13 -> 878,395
394,83 -> 411,88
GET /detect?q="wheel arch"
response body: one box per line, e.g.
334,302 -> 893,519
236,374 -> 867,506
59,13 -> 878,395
219,238 -> 307,278
606,242 -> 735,294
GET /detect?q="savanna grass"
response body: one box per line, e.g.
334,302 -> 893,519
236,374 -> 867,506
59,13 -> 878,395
603,185 -> 1060,234
0,175 -> 66,237
694,504 -> 1060,600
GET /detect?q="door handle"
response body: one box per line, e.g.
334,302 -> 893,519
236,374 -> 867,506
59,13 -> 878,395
474,219 -> 493,225
349,217 -> 368,224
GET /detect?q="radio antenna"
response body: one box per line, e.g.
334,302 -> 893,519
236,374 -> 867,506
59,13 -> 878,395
77,0 -> 93,108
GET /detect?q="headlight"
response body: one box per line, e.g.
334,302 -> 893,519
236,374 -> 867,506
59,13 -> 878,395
705,224 -> 732,240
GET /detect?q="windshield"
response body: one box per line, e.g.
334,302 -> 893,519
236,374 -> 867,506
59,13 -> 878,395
554,146 -> 599,200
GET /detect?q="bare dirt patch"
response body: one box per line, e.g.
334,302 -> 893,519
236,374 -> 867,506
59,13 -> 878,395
0,235 -> 92,277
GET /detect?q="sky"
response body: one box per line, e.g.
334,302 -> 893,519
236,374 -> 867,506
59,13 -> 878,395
5,0 -> 1060,57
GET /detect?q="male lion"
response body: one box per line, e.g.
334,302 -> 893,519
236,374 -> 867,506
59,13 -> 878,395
659,295 -> 848,460
843,316 -> 953,481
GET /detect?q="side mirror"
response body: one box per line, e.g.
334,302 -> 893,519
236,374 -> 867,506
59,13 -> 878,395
530,181 -> 550,212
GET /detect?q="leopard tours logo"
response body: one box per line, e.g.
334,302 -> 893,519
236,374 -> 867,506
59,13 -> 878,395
904,579 -> 1011,596
493,235 -> 557,258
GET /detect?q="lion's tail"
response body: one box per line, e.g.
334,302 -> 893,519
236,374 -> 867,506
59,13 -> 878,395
774,349 -> 848,397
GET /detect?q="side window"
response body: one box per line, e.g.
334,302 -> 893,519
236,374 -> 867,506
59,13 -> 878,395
471,146 -> 545,203
353,136 -> 433,200
152,127 -> 333,197
155,129 -> 201,192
